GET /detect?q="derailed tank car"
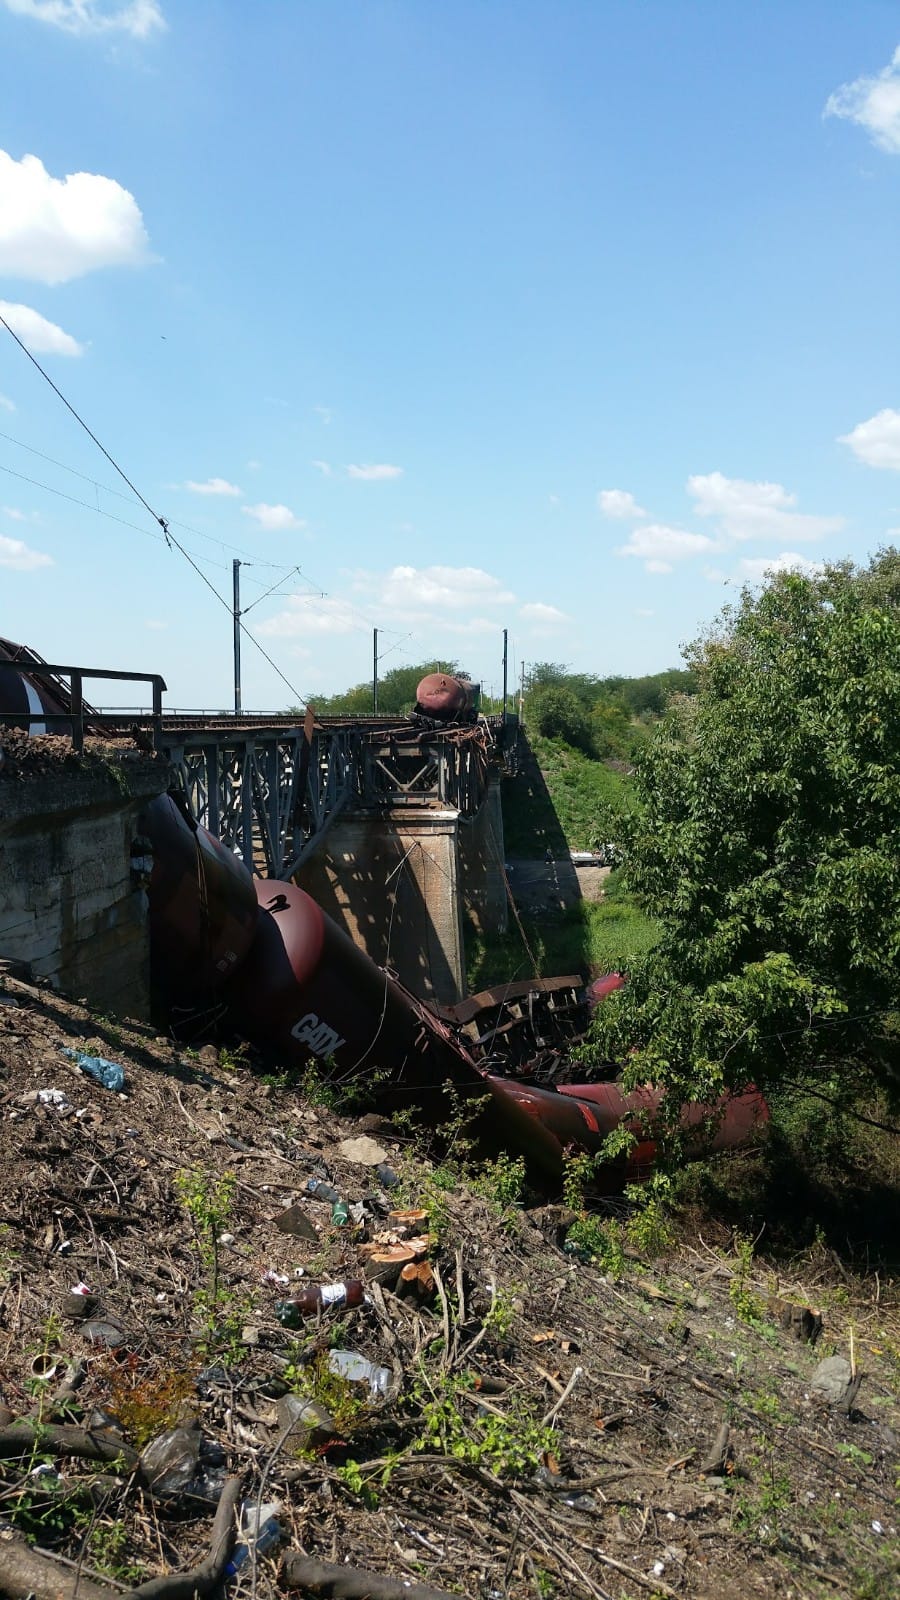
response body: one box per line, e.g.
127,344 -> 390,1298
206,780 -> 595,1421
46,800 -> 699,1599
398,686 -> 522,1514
414,672 -> 480,723
0,636 -> 88,735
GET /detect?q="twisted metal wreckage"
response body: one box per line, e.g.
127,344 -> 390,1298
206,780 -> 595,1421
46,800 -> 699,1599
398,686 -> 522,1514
0,637 -> 767,1182
140,791 -> 768,1185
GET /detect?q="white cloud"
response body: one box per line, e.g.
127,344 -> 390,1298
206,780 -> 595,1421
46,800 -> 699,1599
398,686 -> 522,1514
633,608 -> 654,617
687,471 -> 842,542
246,459 -> 261,471
597,488 -> 647,519
519,601 -> 569,625
355,564 -> 514,615
737,552 -> 825,582
144,617 -> 168,630
311,460 -> 332,476
184,477 -> 242,497
1,1 -> 165,38
838,408 -> 900,470
313,405 -> 332,424
0,393 -> 15,411
0,150 -> 150,285
617,522 -> 718,574
241,502 -> 306,531
257,595 -> 357,638
825,46 -> 900,154
0,532 -> 52,569
346,463 -> 403,481
0,300 -> 83,355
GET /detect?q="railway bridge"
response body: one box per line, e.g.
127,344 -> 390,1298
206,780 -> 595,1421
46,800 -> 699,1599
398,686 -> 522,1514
0,642 -> 514,1003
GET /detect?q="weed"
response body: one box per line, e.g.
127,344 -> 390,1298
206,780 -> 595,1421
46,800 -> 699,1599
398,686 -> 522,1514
483,1286 -> 518,1341
750,1389 -> 792,1426
562,1151 -> 626,1272
729,1233 -> 765,1324
624,1175 -> 674,1258
413,1371 -> 556,1478
835,1441 -> 874,1469
82,1518 -> 146,1585
100,1355 -> 198,1449
173,1169 -> 247,1353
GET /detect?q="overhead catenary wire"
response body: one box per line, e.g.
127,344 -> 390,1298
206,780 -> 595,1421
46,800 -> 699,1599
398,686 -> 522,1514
0,309 -> 309,707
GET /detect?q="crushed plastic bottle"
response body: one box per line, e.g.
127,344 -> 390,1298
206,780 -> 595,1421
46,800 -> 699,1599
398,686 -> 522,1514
61,1048 -> 125,1092
140,1424 -> 200,1498
225,1500 -> 283,1576
328,1349 -> 391,1399
274,1280 -> 365,1326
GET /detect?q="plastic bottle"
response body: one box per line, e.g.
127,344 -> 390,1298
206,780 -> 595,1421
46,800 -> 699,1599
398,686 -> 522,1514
274,1281 -> 365,1326
305,1178 -> 341,1203
327,1349 -> 391,1398
224,1502 -> 283,1576
331,1200 -> 350,1227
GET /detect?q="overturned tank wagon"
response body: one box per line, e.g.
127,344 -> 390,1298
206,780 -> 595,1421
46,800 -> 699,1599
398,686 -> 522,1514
139,792 -> 768,1182
414,672 -> 480,723
0,636 -> 91,735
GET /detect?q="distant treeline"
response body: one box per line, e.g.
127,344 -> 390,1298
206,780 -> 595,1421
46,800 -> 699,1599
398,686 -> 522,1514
524,661 -> 696,760
290,659 -> 694,758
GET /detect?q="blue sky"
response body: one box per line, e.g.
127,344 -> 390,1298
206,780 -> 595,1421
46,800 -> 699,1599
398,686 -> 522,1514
3,2 -> 900,710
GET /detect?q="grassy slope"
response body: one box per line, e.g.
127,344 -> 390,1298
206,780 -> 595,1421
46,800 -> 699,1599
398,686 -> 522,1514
467,733 -> 658,988
502,733 -> 631,857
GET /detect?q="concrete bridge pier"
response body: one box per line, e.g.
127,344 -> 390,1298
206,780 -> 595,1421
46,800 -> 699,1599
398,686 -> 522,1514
296,807 -> 469,1005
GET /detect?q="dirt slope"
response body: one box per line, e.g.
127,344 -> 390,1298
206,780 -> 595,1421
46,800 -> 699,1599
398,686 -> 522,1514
0,974 -> 897,1600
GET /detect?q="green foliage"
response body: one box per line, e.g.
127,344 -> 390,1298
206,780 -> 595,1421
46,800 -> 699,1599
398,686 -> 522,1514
466,891 -> 658,991
587,552 -> 900,1118
624,1176 -> 675,1258
413,1371 -> 557,1478
562,1153 -> 627,1271
527,684 -> 593,751
303,659 -> 459,717
729,1233 -> 765,1324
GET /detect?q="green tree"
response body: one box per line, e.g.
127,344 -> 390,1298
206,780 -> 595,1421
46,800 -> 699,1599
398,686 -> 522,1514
300,660 -> 460,716
587,553 -> 900,1113
527,684 -> 592,750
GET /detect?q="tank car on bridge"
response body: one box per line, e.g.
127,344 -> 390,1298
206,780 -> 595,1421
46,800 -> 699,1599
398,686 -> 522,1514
414,672 -> 480,723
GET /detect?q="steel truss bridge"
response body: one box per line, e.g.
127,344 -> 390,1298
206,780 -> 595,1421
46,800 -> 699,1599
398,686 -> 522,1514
157,712 -> 512,878
0,643 -> 516,878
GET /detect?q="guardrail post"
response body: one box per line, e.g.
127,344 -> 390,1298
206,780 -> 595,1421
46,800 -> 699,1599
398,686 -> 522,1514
70,672 -> 84,753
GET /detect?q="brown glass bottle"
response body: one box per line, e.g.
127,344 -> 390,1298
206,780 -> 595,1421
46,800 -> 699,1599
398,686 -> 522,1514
274,1280 -> 365,1327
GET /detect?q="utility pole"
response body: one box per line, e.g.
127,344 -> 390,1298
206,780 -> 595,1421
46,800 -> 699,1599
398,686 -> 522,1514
233,559 -> 242,715
373,627 -> 378,714
519,659 -> 526,722
502,627 -> 508,723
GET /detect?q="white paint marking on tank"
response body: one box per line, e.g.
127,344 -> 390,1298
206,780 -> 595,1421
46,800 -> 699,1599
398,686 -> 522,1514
22,677 -> 47,735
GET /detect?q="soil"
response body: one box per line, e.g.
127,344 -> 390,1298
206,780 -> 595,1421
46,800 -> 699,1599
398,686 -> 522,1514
0,975 -> 897,1600
0,730 -> 141,781
506,861 -> 611,917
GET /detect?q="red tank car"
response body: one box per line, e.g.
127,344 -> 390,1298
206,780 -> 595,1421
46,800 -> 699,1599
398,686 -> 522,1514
0,637 -> 87,734
139,792 -> 260,1002
226,877 -> 487,1120
415,672 -> 479,722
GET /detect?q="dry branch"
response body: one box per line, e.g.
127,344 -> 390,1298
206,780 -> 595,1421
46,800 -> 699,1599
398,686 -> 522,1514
0,1423 -> 138,1469
124,1475 -> 242,1600
0,1536 -> 114,1600
281,1552 -> 464,1599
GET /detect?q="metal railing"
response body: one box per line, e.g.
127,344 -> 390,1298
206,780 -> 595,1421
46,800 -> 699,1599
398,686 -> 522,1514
1,666 -> 167,753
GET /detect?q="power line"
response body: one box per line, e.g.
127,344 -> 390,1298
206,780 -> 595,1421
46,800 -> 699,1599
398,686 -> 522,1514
0,426 -> 288,570
0,308 -> 308,707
